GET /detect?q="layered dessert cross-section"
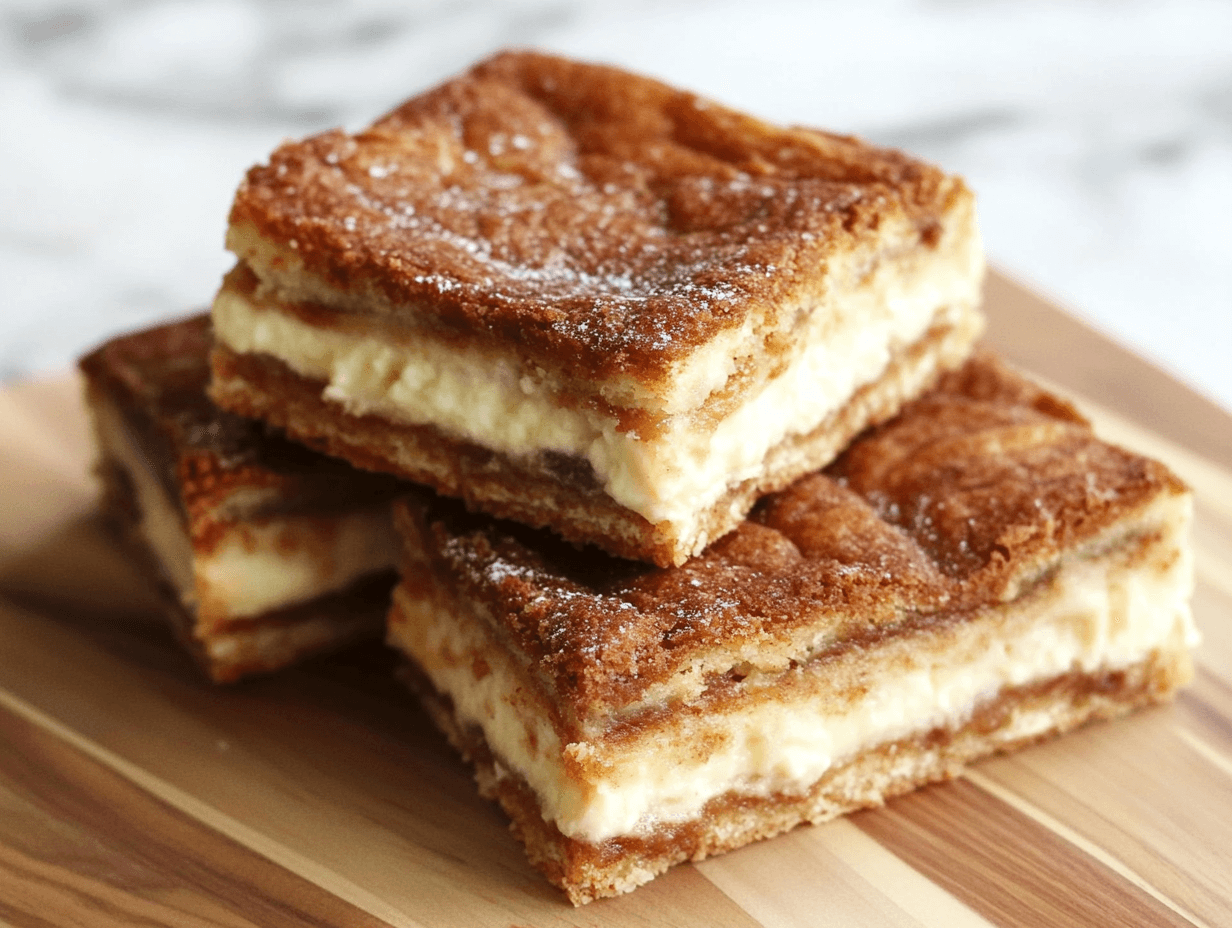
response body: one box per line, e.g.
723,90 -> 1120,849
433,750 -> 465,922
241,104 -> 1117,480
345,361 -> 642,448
209,49 -> 984,567
387,353 -> 1197,904
80,315 -> 405,682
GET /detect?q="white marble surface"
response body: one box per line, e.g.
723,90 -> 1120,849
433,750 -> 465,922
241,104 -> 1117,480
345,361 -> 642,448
4,0 -> 1231,411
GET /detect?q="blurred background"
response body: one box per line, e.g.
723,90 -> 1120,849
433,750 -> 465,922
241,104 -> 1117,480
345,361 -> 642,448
4,0 -> 1230,409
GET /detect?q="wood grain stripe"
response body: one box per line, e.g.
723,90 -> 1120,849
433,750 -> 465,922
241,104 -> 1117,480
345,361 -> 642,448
1177,670 -> 1232,768
0,842 -> 250,928
698,819 -> 994,928
0,375 -> 91,479
850,778 -> 1196,928
0,686 -> 421,928
969,695 -> 1232,928
1196,548 -> 1232,606
1176,729 -> 1232,780
963,770 -> 1212,928
1192,581 -> 1232,689
0,694 -> 395,928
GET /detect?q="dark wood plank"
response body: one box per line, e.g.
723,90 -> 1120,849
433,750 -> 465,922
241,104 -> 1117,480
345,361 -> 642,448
851,778 -> 1196,928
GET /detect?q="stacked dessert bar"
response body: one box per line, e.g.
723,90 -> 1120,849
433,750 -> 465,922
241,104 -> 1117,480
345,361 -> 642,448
85,50 -> 1194,902
207,50 -> 983,567
80,315 -> 403,682
389,353 -> 1193,902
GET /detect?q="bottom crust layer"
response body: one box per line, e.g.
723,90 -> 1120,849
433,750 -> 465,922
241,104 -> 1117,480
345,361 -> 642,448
209,314 -> 979,567
400,647 -> 1190,905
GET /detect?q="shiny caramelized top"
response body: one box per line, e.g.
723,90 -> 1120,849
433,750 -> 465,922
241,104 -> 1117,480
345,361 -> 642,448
230,50 -> 966,384
399,354 -> 1187,711
79,316 -> 403,529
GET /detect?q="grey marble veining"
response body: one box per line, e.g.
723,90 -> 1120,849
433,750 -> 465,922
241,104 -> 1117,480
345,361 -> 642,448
4,0 -> 1230,410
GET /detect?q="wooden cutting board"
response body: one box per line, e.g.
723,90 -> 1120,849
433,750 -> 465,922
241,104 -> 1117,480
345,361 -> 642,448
1,270 -> 1229,928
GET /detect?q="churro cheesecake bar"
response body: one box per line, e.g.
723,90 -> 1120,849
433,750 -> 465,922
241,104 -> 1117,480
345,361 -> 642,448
80,315 -> 404,682
387,353 -> 1196,904
209,49 -> 984,567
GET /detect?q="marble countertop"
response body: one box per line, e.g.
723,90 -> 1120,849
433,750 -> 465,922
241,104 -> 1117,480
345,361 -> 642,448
4,0 -> 1230,411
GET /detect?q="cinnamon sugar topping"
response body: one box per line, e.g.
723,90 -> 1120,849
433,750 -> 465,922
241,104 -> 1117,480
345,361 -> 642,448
229,50 -> 963,382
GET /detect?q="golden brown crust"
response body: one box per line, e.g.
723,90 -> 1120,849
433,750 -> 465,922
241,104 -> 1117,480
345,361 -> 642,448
80,316 -> 404,681
400,646 -> 1192,905
209,312 -> 977,566
394,353 -> 1189,712
78,315 -> 404,548
830,357 -> 1188,589
80,313 -> 311,471
228,49 -> 970,386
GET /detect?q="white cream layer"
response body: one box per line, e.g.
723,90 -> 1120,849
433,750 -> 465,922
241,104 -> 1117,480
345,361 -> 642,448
389,507 -> 1196,843
213,245 -> 980,542
93,395 -> 396,623
194,508 -> 397,622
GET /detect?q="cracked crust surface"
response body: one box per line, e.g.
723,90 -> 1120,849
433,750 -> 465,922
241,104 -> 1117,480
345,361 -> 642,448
226,49 -> 975,389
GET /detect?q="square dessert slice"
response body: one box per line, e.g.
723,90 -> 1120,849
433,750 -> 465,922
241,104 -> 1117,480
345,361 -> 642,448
386,353 -> 1196,904
80,315 -> 405,682
209,49 -> 984,567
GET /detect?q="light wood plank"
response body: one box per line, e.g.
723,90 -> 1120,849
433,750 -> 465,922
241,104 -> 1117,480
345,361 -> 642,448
697,819 -> 994,928
0,373 -> 94,555
969,696 -> 1232,928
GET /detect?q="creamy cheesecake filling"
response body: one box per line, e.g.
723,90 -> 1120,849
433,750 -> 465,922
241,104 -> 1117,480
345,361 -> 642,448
229,221 -> 741,415
213,243 -> 981,536
193,509 -> 398,624
225,203 -> 979,417
389,521 -> 1195,843
92,394 -> 397,624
